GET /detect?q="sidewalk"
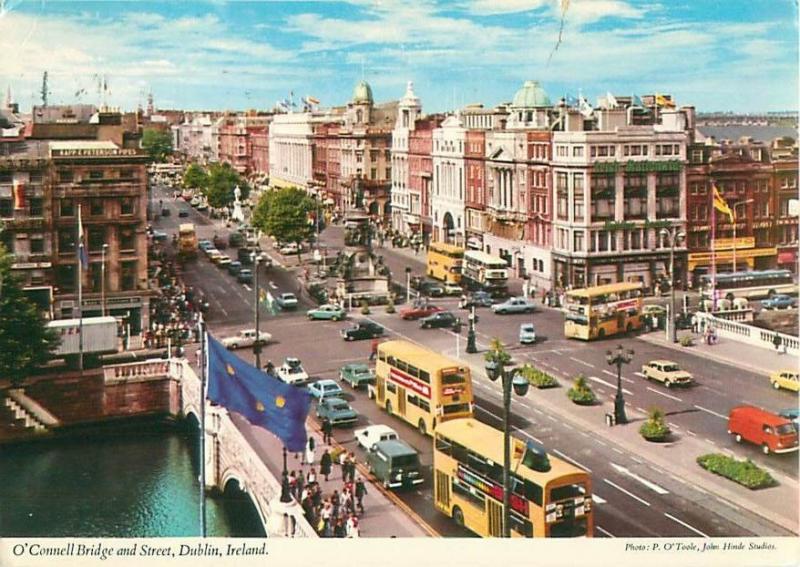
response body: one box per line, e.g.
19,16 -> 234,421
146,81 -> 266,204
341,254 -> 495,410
638,328 -> 798,376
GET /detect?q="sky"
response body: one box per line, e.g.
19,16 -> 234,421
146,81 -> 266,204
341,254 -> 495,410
0,0 -> 797,114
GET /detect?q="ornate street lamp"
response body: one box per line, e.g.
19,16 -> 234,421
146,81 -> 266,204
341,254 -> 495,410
606,345 -> 634,425
252,251 -> 264,369
485,342 -> 529,537
405,266 -> 412,304
660,228 -> 686,343
466,305 -> 478,354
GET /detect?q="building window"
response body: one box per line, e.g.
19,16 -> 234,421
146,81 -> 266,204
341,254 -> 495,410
631,229 -> 642,250
121,260 -> 137,291
59,170 -> 74,183
56,265 -> 76,294
89,170 -> 104,180
573,199 -> 584,222
120,228 -> 136,252
573,231 -> 584,252
29,171 -> 44,183
597,231 -> 609,252
572,146 -> 584,157
28,198 -> 44,217
88,228 -> 105,253
121,198 -> 134,216
30,235 -> 45,254
60,199 -> 75,217
0,198 -> 12,218
120,169 -> 134,179
58,229 -> 76,254
90,199 -> 104,216
0,172 -> 11,183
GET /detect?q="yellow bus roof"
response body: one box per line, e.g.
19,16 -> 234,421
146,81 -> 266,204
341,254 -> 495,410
435,418 -> 587,483
378,340 -> 467,372
566,282 -> 643,299
178,223 -> 195,233
429,241 -> 465,255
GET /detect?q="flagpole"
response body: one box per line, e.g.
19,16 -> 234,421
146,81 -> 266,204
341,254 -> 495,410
710,188 -> 716,312
77,204 -> 84,372
199,314 -> 207,538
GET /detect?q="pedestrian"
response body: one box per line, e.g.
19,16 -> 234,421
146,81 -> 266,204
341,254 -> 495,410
346,513 -> 360,538
334,518 -> 347,538
288,470 -> 297,497
320,449 -> 333,481
773,333 -> 783,354
331,489 -> 341,519
305,435 -> 316,465
306,467 -> 317,486
322,417 -> 333,445
295,471 -> 305,500
369,338 -> 379,362
346,452 -> 357,483
691,313 -> 699,334
355,476 -> 367,514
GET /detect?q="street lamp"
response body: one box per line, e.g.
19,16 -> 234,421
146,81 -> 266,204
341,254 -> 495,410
252,251 -> 264,369
405,266 -> 412,304
732,199 -> 754,273
466,305 -> 478,353
606,345 -> 634,425
101,243 -> 109,317
659,228 -> 686,343
485,346 -> 529,538
280,446 -> 292,503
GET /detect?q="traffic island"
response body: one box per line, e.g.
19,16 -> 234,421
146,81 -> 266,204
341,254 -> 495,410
697,453 -> 777,490
639,407 -> 672,443
567,374 -> 597,406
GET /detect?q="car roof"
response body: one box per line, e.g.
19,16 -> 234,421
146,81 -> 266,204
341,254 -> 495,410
520,323 -> 535,329
730,405 -> 793,425
365,424 -> 397,435
374,439 -> 416,456
345,363 -> 370,370
316,379 -> 338,386
649,360 -> 677,365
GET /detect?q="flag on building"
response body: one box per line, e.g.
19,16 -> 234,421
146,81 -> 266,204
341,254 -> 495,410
631,94 -> 644,108
655,93 -> 676,108
578,96 -> 594,118
206,335 -> 311,452
606,91 -> 618,108
712,185 -> 735,222
12,178 -> 25,210
77,205 -> 89,269
305,95 -> 320,105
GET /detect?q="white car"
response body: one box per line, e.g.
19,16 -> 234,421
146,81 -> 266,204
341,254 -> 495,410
277,357 -> 311,386
275,293 -> 299,310
307,379 -> 344,400
216,256 -> 232,268
354,424 -> 400,451
279,242 -> 300,255
220,329 -> 272,350
443,282 -> 464,296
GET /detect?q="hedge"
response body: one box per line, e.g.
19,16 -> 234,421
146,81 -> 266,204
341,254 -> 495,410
697,453 -> 776,490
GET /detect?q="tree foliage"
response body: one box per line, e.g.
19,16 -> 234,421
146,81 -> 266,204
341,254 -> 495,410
141,128 -> 173,162
203,163 -> 250,209
252,187 -> 315,248
182,163 -> 208,189
0,248 -> 59,388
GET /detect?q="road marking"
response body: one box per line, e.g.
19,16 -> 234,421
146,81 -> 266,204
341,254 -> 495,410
602,479 -> 650,507
552,449 -> 591,472
667,422 -> 680,430
596,525 -> 615,538
686,429 -> 697,436
515,429 -> 543,444
611,463 -> 669,495
664,513 -> 709,538
546,414 -> 557,422
705,438 -> 716,446
602,369 -> 617,378
478,406 -> 502,421
242,284 -> 252,291
694,405 -> 727,420
646,387 -> 683,402
612,447 -> 623,455
595,439 -> 607,447
621,376 -> 635,384
570,356 -> 595,369
268,281 -> 278,289
587,375 -> 633,395
592,494 -> 607,504
634,371 -> 646,378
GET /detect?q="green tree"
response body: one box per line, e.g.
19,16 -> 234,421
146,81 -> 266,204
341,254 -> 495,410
252,187 -> 315,254
203,163 -> 249,209
182,163 -> 208,190
141,128 -> 173,162
0,247 -> 59,388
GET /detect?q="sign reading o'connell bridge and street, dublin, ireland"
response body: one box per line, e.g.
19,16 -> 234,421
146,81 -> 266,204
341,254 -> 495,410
593,159 -> 682,174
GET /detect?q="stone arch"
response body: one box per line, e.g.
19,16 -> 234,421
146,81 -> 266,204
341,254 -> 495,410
442,212 -> 455,243
368,201 -> 380,216
219,468 -> 269,534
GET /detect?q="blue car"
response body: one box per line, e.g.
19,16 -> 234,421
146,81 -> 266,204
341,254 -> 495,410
762,294 -> 796,310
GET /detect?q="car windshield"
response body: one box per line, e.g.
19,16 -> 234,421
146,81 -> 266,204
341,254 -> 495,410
283,294 -> 296,300
330,401 -> 348,410
776,424 -> 796,435
522,325 -> 534,332
391,455 -> 418,468
354,368 -> 370,376
663,364 -> 680,372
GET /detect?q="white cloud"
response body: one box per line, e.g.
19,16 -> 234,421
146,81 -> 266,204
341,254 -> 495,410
559,0 -> 647,24
463,0 -> 549,15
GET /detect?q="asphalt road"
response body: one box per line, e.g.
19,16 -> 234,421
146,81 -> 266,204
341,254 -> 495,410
151,190 -> 795,538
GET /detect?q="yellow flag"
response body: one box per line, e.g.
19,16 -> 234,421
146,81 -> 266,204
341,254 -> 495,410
712,185 -> 734,222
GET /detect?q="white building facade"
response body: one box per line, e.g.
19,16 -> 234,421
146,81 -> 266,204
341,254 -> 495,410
390,82 -> 422,234
431,114 -> 467,244
172,114 -> 214,163
269,112 -> 338,189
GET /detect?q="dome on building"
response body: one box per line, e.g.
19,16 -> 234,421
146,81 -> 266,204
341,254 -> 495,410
352,80 -> 374,104
511,80 -> 551,108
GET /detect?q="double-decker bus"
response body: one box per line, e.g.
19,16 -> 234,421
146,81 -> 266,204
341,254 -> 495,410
462,250 -> 508,297
433,418 -> 593,538
698,269 -> 797,301
564,282 -> 644,340
426,242 -> 464,284
372,340 -> 473,436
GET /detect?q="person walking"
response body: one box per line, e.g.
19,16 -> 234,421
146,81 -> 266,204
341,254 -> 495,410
295,471 -> 305,501
346,513 -> 360,538
369,338 -> 379,362
306,467 -> 317,487
320,449 -> 333,482
304,435 -> 316,466
322,417 -> 333,445
773,333 -> 784,354
345,452 -> 357,483
355,476 -> 368,514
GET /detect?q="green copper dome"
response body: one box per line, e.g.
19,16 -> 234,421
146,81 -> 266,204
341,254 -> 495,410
353,80 -> 373,104
512,80 -> 551,108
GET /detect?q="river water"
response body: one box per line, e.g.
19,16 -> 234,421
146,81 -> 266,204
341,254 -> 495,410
0,427 -> 264,537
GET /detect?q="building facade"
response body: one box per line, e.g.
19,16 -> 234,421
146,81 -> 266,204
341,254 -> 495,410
390,82 -> 422,235
171,114 -> 214,163
431,113 -> 466,244
216,113 -> 271,176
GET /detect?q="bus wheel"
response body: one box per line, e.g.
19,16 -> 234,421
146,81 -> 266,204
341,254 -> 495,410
453,506 -> 465,527
386,400 -> 393,416
598,328 -> 606,339
418,419 -> 427,436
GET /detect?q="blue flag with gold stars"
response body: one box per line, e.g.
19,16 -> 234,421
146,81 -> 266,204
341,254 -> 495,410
206,335 -> 311,452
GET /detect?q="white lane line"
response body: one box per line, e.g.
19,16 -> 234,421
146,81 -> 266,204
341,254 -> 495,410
546,414 -> 557,422
478,406 -> 502,422
515,429 -> 544,445
603,479 -> 651,507
552,449 -> 592,472
612,447 -> 623,455
219,305 -> 229,317
621,376 -> 635,384
667,422 -> 681,430
611,463 -> 669,495
694,405 -> 727,420
595,439 -> 607,447
634,371 -> 646,378
686,429 -> 697,436
646,387 -> 683,402
242,284 -> 252,291
664,513 -> 709,538
602,369 -> 617,378
570,356 -> 595,369
587,375 -> 633,395
592,494 -> 607,504
596,525 -> 615,538
705,438 -> 716,446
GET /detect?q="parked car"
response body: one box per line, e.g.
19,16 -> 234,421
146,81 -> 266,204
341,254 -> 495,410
366,439 -> 423,489
275,292 -> 299,310
216,256 -> 232,269
307,379 -> 344,400
420,311 -> 460,330
341,320 -> 384,341
460,291 -> 494,309
728,405 -> 799,454
227,260 -> 243,276
237,268 -> 253,284
519,323 -> 537,344
213,234 -> 228,250
419,281 -> 445,297
206,249 -> 223,263
279,242 -> 300,255
228,232 -> 245,248
161,208 -> 171,217
198,239 -> 213,251
196,202 -> 208,211
762,294 -> 797,310
316,397 -> 358,427
641,360 -> 693,388
220,329 -> 272,350
399,303 -> 443,321
339,363 -> 375,389
190,196 -> 201,207
277,357 -> 311,386
443,282 -> 464,296
769,369 -> 799,392
178,210 -> 189,218
492,297 -> 537,315
354,424 -> 399,451
307,304 -> 346,321
152,230 -> 169,242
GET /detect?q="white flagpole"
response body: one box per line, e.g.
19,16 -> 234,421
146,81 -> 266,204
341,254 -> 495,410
199,314 -> 207,537
77,204 -> 84,372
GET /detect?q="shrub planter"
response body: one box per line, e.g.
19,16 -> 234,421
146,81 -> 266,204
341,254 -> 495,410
360,300 -> 371,315
640,407 -> 671,442
679,335 -> 694,347
385,300 -> 396,314
518,364 -> 558,389
567,375 -> 596,405
697,453 -> 776,490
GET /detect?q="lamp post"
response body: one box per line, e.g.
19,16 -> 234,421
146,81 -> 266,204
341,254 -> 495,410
659,228 -> 685,343
280,446 -> 292,503
485,344 -> 529,537
606,345 -> 634,425
732,199 -> 754,273
252,251 -> 263,369
466,305 -> 478,353
405,266 -> 412,304
101,243 -> 109,317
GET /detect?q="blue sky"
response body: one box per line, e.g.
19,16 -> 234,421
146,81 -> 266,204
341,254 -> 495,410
1,1 -> 797,113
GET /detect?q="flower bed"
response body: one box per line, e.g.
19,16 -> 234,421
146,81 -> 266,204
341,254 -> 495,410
518,364 -> 558,389
696,453 -> 776,489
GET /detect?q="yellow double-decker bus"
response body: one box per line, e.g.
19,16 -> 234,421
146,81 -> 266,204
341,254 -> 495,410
564,282 -> 644,340
372,340 -> 473,436
433,418 -> 593,538
426,242 -> 465,284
